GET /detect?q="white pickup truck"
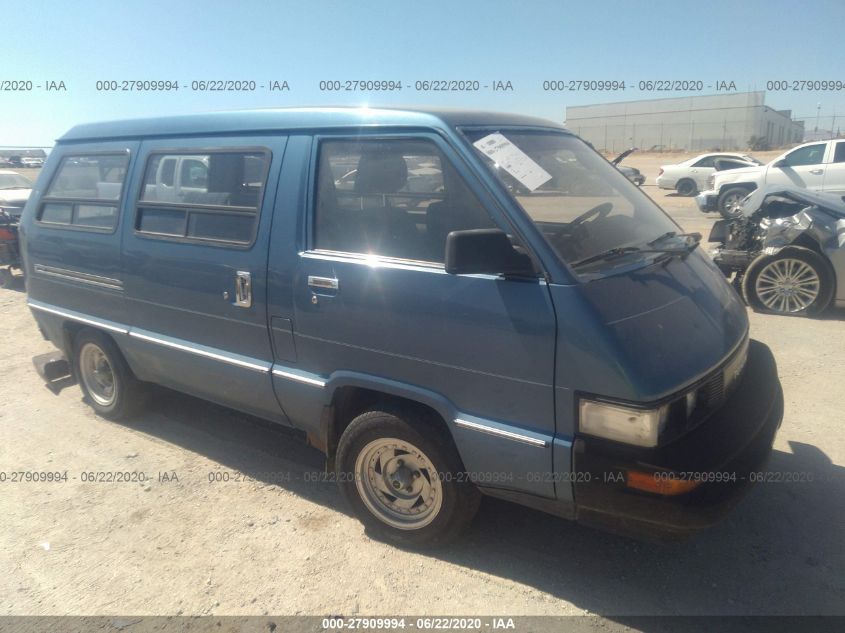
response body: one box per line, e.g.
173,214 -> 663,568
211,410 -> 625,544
696,139 -> 845,218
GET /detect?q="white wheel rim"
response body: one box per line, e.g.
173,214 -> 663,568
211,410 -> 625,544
354,437 -> 443,530
755,258 -> 820,313
79,342 -> 116,406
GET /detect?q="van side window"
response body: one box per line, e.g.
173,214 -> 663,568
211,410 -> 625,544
38,153 -> 130,230
314,139 -> 495,263
136,150 -> 269,246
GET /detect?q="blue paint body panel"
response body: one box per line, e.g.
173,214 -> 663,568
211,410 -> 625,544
20,107 -> 753,523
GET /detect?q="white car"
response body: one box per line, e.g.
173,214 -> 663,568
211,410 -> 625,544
696,139 -> 845,218
20,157 -> 44,167
0,170 -> 34,216
656,153 -> 761,196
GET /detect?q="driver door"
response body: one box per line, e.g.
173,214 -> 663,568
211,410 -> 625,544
767,143 -> 828,190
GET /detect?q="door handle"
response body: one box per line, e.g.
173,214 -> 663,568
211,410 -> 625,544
234,271 -> 252,307
308,275 -> 339,291
810,168 -> 824,175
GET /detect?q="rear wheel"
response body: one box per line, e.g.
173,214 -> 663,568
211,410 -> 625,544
74,329 -> 146,419
336,406 -> 480,547
718,186 -> 751,219
675,178 -> 697,196
743,248 -> 833,316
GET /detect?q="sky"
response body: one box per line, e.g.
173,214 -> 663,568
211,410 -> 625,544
3,0 -> 845,147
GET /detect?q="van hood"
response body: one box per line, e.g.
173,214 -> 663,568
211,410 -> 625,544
574,250 -> 748,401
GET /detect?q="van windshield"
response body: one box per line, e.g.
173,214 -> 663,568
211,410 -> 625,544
464,129 -> 683,278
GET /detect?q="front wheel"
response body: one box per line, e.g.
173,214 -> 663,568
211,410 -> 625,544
336,407 -> 480,547
718,186 -> 751,219
742,248 -> 834,316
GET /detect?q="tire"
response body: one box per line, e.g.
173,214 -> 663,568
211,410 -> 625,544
718,186 -> 751,219
0,267 -> 12,288
675,179 -> 697,196
336,406 -> 481,547
742,248 -> 834,316
74,329 -> 146,419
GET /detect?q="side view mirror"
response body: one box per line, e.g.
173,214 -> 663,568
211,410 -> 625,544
773,159 -> 788,168
445,229 -> 535,277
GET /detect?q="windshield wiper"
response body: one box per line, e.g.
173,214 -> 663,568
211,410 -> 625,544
572,233 -> 701,269
648,231 -> 701,247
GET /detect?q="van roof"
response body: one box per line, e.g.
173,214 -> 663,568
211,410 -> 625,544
58,106 -> 569,142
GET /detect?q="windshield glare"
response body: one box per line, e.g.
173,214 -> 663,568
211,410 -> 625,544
0,173 -> 33,190
465,130 -> 678,277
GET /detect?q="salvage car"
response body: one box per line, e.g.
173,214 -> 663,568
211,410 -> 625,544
611,148 -> 645,186
656,153 -> 761,196
710,186 -> 845,316
0,170 -> 33,213
698,139 -> 845,218
21,107 -> 783,546
0,170 -> 32,286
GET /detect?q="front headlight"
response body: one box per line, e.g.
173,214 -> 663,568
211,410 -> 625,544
579,399 -> 669,447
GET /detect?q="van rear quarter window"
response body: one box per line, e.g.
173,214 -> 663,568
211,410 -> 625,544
136,150 -> 268,245
37,153 -> 129,230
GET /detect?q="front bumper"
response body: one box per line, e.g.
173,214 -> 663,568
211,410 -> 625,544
572,339 -> 782,541
695,190 -> 719,212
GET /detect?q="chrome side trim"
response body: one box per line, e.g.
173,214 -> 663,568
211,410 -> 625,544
454,418 -> 549,447
27,300 -> 129,335
33,264 -> 123,290
302,250 -> 448,274
271,367 -> 326,388
128,329 -> 270,373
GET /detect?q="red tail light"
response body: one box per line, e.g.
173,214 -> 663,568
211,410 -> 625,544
0,228 -> 16,240
658,168 -> 664,176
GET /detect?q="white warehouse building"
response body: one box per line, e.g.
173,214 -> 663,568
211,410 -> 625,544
564,91 -> 804,153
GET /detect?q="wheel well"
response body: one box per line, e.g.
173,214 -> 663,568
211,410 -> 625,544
60,323 -> 123,375
61,321 -> 86,361
789,233 -> 823,256
719,182 -> 756,196
323,386 -> 453,467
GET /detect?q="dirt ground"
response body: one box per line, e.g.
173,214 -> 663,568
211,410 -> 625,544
1,159 -> 843,620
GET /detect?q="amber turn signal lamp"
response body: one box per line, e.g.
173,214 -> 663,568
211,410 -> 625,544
626,471 -> 701,496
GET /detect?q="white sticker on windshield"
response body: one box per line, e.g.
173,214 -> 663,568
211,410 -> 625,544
472,133 -> 552,191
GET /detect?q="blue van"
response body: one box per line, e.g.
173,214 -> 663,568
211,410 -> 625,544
20,107 -> 783,546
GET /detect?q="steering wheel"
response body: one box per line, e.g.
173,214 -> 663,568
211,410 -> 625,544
547,202 -> 613,243
569,202 -> 613,228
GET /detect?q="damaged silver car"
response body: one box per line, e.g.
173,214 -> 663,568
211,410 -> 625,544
709,186 -> 845,316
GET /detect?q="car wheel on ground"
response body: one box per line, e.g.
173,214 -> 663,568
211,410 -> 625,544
675,179 -> 697,196
74,329 -> 146,419
336,405 -> 481,547
742,247 -> 834,316
718,186 -> 751,219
